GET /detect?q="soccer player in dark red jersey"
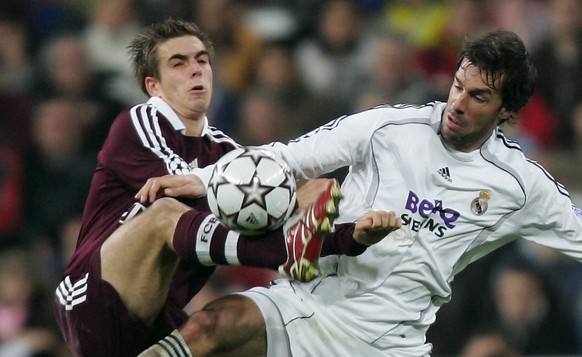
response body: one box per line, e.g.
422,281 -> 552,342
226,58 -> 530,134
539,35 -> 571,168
53,18 -> 398,357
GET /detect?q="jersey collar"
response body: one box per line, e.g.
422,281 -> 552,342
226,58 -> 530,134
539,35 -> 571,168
147,96 -> 211,136
432,102 -> 447,134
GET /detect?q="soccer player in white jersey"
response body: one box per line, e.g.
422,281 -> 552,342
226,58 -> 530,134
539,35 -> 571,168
138,30 -> 582,356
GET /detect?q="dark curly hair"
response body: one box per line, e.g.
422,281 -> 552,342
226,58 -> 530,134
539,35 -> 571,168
128,18 -> 215,95
457,30 -> 537,124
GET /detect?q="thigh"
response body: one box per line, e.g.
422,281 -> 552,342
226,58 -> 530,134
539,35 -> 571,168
100,198 -> 189,324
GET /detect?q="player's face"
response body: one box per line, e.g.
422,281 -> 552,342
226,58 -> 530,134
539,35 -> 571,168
146,35 -> 213,124
441,60 -> 511,152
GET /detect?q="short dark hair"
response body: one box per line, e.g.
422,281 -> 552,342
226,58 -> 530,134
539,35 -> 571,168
457,30 -> 537,122
128,18 -> 214,95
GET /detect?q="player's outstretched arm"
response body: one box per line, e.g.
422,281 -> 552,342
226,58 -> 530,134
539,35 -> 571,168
135,174 -> 207,203
353,211 -> 402,246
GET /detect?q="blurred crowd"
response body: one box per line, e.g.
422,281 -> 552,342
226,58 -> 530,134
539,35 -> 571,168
0,0 -> 582,356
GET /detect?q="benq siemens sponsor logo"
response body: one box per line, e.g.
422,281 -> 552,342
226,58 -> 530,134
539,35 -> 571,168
401,190 -> 460,237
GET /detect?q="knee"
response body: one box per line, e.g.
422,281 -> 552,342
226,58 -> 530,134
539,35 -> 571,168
146,198 -> 188,230
178,306 -> 222,354
149,196 -> 188,214
181,308 -> 218,342
179,295 -> 266,353
134,198 -> 189,248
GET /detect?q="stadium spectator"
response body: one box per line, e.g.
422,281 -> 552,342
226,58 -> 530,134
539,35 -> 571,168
20,97 -> 95,274
488,260 -> 580,354
294,0 -> 373,106
0,248 -> 64,357
236,89 -> 293,146
0,2 -> 33,95
31,34 -> 126,155
354,30 -> 438,110
246,40 -> 346,137
531,0 -> 582,151
81,0 -> 146,106
492,0 -> 550,52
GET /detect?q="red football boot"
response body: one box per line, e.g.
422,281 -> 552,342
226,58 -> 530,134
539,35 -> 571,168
278,179 -> 343,282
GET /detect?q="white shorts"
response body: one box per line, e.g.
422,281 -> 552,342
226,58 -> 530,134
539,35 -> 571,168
238,279 -> 430,357
236,288 -> 291,357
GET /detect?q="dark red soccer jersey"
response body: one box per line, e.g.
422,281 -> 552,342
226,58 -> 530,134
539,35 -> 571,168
64,97 -> 238,300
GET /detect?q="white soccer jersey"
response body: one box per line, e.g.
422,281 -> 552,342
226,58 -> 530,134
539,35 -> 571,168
259,101 -> 582,355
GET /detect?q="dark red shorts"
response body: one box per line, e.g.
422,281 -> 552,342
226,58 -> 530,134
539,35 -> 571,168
54,248 -> 188,357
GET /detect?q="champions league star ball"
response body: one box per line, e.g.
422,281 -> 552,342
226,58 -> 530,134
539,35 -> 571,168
207,147 -> 297,235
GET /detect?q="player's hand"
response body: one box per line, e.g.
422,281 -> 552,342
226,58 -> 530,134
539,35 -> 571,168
353,211 -> 402,246
135,174 -> 206,203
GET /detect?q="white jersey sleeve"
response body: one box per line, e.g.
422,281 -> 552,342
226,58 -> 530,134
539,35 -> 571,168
265,113 -> 372,179
494,158 -> 582,260
265,103 -> 441,180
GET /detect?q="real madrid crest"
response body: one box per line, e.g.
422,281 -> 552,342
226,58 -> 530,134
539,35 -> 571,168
470,190 -> 491,216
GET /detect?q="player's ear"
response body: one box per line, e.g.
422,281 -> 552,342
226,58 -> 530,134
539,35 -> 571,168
498,107 -> 514,123
145,76 -> 159,96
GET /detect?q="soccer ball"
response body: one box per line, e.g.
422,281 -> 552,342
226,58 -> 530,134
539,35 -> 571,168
207,147 -> 297,235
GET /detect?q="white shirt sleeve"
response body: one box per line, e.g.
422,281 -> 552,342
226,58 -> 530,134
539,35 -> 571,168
510,167 -> 582,261
264,111 -> 383,179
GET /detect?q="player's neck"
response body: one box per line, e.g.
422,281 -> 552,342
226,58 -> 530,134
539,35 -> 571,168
181,117 -> 205,137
